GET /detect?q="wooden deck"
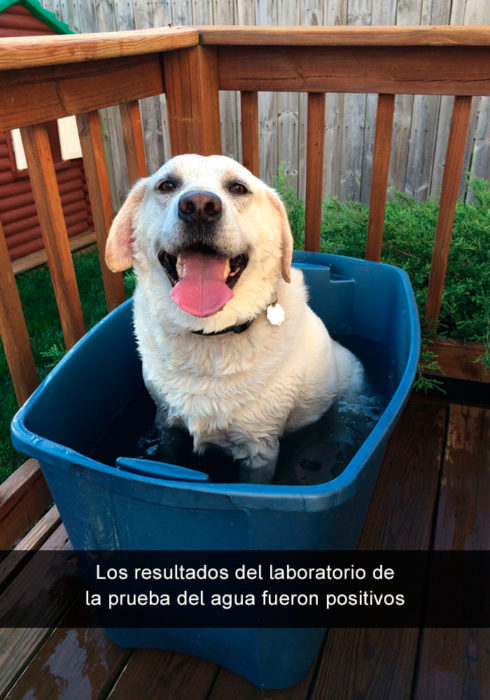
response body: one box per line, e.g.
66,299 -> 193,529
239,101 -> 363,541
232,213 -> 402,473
0,393 -> 488,699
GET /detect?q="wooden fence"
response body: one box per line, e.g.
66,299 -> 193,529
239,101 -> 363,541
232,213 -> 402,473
39,0 -> 490,207
0,24 -> 489,409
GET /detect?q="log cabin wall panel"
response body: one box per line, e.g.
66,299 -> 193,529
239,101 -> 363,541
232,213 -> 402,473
0,133 -> 92,261
0,2 -> 92,263
0,3 -> 59,35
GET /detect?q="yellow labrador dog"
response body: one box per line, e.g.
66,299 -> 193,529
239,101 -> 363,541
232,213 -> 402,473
106,154 -> 364,482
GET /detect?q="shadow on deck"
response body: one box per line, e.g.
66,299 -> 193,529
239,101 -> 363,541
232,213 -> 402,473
0,393 -> 488,699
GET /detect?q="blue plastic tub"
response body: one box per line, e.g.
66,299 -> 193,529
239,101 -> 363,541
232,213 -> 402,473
11,252 -> 419,689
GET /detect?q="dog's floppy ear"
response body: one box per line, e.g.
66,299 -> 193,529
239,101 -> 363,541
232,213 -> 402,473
105,179 -> 146,272
266,189 -> 293,283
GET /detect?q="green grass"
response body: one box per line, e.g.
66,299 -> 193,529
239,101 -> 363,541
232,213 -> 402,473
1,178 -> 488,481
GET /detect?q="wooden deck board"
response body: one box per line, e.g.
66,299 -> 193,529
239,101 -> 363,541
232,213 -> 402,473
432,404 -> 489,551
0,458 -> 52,550
0,395 -> 487,698
207,652 -> 317,700
414,404 -> 490,700
358,398 -> 447,551
0,525 -> 74,695
107,649 -> 218,700
0,506 -> 60,592
6,620 -> 131,700
310,400 -> 447,700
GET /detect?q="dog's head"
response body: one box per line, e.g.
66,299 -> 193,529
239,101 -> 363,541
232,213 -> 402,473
106,154 -> 293,330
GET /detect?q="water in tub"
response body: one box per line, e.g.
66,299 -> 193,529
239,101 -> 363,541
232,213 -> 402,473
90,336 -> 396,485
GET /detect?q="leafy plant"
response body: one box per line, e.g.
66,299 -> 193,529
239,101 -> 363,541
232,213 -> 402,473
40,343 -> 66,369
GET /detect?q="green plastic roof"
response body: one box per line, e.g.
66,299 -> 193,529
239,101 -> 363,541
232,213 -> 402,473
0,0 -> 74,34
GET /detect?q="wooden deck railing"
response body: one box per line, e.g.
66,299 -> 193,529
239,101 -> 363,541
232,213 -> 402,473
0,25 -> 489,406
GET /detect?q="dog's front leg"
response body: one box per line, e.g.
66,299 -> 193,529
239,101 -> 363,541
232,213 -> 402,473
238,436 -> 279,484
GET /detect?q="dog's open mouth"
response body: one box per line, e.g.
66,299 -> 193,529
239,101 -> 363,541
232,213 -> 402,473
158,245 -> 248,317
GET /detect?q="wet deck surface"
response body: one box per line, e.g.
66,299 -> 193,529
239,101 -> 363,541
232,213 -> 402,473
1,394 -> 488,699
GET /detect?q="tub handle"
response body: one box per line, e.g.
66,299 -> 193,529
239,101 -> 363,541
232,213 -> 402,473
116,457 -> 210,482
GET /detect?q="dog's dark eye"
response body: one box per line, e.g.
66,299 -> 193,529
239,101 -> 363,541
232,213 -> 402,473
229,182 -> 248,195
158,180 -> 177,193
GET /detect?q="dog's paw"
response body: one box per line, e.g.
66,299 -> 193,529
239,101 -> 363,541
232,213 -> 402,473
238,438 -> 279,484
239,457 -> 276,484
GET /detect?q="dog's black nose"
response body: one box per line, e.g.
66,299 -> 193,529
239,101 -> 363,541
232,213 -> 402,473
178,190 -> 222,223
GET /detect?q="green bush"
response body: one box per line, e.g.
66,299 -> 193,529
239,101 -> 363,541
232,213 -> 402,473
276,167 -> 490,382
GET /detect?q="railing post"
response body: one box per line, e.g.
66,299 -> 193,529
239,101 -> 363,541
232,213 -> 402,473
20,123 -> 86,349
0,221 -> 38,405
365,94 -> 395,262
76,111 -> 127,312
305,93 -> 326,252
240,91 -> 260,176
425,96 -> 473,325
119,101 -> 148,185
163,45 -> 222,156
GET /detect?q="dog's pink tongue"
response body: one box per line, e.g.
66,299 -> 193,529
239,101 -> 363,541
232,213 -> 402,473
170,250 -> 233,317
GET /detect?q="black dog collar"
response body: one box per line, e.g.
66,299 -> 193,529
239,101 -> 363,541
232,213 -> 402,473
191,297 -> 284,337
192,319 -> 253,336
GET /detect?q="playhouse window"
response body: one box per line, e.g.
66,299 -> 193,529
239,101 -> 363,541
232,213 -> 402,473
57,116 -> 83,160
10,116 -> 82,171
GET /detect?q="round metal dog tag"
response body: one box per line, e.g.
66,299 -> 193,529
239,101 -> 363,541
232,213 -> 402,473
266,302 -> 285,326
